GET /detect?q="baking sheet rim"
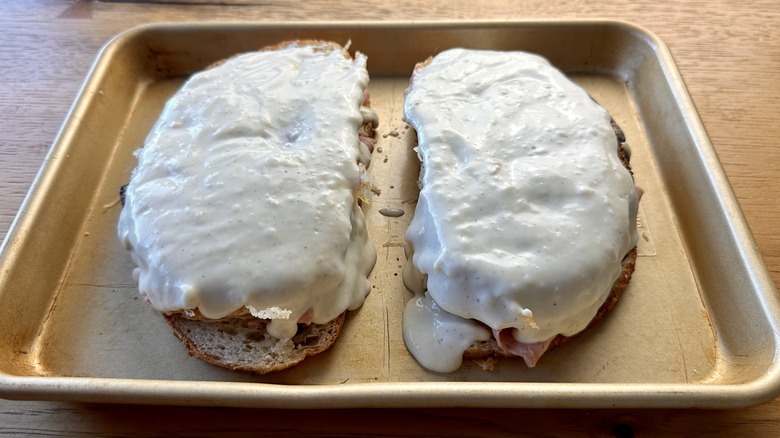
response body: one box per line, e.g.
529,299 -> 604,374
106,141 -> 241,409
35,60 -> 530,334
1,19 -> 780,409
3,374 -> 780,408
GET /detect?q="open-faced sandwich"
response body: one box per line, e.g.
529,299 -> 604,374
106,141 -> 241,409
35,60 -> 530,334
118,41 -> 378,374
402,48 -> 639,372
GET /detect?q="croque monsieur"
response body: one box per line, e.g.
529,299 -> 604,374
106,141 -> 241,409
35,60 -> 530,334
117,41 -> 378,374
402,48 -> 639,372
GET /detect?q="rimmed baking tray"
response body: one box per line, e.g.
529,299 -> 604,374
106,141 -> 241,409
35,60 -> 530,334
1,20 -> 778,409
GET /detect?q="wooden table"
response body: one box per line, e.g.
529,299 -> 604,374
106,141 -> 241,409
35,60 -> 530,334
2,1 -> 779,435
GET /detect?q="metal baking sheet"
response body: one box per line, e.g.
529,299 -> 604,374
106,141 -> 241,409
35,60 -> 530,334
1,21 -> 778,409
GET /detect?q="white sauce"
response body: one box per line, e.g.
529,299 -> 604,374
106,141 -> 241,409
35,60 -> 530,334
118,44 -> 377,340
402,48 -> 638,370
403,292 -> 491,373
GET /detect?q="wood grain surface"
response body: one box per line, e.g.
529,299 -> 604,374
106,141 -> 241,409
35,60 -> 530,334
2,0 -> 780,436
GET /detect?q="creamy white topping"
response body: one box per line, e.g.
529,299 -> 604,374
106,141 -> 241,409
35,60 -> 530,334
402,48 -> 638,370
403,292 -> 491,373
118,44 -> 377,340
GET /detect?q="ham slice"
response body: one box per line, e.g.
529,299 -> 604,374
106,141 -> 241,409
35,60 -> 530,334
297,308 -> 314,325
493,328 -> 553,368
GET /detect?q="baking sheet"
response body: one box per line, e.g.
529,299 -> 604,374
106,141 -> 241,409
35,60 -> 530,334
0,20 -> 778,408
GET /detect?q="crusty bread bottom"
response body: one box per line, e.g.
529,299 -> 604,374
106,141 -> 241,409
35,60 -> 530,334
162,312 -> 345,374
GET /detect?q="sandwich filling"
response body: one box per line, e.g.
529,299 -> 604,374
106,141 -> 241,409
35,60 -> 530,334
402,48 -> 639,372
118,43 -> 377,341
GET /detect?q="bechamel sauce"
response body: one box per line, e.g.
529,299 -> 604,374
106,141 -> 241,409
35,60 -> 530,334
403,292 -> 491,373
118,44 -> 377,340
402,49 -> 638,371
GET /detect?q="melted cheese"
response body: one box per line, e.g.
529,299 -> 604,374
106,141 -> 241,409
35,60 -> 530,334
118,44 -> 377,340
402,48 -> 638,371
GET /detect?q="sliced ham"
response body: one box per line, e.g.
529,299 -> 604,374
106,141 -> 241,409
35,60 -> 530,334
297,308 -> 314,325
493,328 -> 553,368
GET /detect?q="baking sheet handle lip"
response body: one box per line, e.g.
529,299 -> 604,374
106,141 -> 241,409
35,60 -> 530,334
2,375 -> 780,409
619,12 -> 780,377
646,12 -> 780,351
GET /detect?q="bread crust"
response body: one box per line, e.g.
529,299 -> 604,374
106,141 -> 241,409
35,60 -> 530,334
162,312 -> 345,374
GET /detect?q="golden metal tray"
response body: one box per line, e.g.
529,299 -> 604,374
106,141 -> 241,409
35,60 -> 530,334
1,20 -> 778,408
